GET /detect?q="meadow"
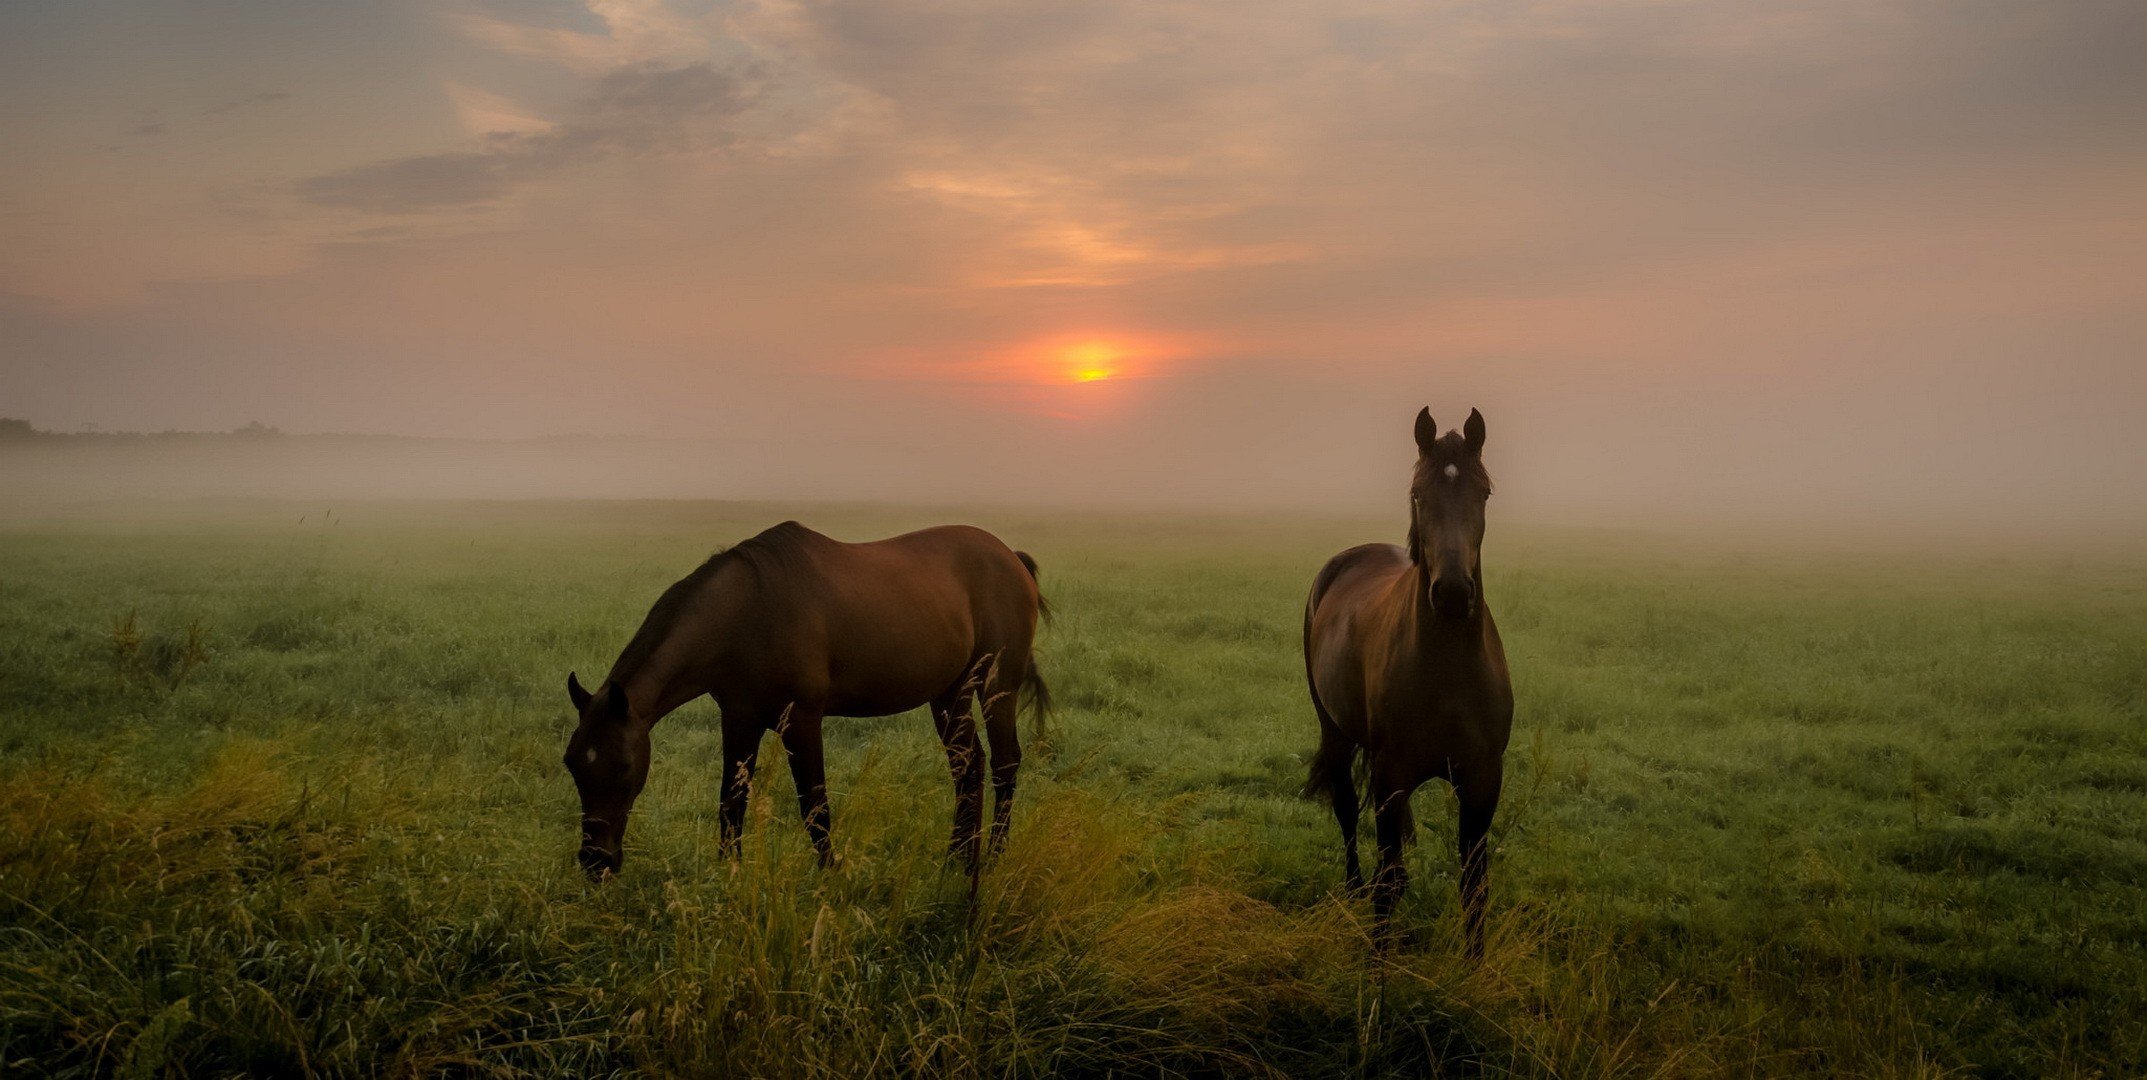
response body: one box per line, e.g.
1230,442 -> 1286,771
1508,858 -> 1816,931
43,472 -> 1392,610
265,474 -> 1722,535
1,499 -> 2142,1077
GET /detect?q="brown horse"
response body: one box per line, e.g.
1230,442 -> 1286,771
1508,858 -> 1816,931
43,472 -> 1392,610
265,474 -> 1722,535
1303,407 -> 1513,956
563,520 -> 1049,880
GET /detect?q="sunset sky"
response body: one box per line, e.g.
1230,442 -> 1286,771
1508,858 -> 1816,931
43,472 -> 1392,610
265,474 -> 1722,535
3,0 -> 2143,518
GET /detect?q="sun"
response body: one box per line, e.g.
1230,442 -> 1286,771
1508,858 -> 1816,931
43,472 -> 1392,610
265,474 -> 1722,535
1061,340 -> 1124,383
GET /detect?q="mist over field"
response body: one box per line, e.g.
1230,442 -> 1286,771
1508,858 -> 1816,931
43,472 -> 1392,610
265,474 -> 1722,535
5,402 -> 2145,539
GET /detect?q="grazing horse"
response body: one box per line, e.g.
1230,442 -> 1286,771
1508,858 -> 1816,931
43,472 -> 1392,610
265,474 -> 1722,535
563,520 -> 1049,880
1303,407 -> 1513,956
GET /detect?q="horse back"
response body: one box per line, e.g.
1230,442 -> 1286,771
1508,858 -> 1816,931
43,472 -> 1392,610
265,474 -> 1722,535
887,526 -> 1038,641
752,524 -> 1039,716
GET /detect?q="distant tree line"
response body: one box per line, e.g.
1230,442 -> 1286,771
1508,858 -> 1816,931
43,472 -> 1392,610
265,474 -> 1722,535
0,420 -> 656,448
0,418 -> 283,441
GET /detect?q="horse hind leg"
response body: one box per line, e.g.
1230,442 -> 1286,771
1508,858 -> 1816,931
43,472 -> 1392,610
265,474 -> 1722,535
932,678 -> 986,872
980,654 -> 1025,860
1304,718 -> 1363,893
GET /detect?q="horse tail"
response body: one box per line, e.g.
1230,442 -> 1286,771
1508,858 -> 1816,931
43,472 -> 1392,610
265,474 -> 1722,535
1303,713 -> 1390,839
1014,550 -> 1053,741
1301,690 -> 1364,808
1015,550 -> 1052,624
1020,658 -> 1053,744
1301,729 -> 1356,803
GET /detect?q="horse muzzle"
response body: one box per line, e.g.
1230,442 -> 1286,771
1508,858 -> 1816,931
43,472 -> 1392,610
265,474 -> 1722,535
578,845 -> 620,881
1430,575 -> 1477,621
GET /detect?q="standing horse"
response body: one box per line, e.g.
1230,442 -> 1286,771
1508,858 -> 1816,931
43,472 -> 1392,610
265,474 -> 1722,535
1303,408 -> 1513,956
563,521 -> 1049,880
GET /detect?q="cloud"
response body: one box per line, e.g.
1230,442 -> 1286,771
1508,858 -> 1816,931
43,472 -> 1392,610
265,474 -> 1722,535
443,0 -> 719,73
442,81 -> 554,136
296,61 -> 759,212
296,151 -> 519,211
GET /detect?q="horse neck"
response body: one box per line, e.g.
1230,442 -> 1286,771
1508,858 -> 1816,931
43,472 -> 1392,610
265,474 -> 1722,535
607,649 -> 705,728
608,581 -> 742,726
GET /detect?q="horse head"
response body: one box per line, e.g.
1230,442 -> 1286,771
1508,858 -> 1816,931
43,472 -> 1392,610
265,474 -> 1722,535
1408,407 -> 1491,622
563,672 -> 648,880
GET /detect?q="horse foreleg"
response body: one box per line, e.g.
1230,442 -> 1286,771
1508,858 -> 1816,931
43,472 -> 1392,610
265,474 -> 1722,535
718,710 -> 762,858
1455,762 -> 1503,961
777,704 -> 835,868
1370,772 -> 1417,948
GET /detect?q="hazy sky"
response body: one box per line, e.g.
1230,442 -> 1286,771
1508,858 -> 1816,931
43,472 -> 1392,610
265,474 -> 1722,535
3,0 -> 2144,518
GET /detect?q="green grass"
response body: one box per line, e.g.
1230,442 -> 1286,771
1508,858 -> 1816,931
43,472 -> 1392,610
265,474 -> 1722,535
1,500 -> 2142,1077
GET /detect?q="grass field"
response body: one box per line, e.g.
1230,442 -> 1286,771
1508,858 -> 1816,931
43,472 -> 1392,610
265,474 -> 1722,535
1,500 -> 2143,1077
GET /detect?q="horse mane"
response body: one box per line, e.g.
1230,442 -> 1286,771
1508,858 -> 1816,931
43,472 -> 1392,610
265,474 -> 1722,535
709,519 -> 816,585
607,521 -> 815,683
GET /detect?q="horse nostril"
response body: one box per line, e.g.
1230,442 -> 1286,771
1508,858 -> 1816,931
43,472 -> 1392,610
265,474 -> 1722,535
1431,577 -> 1476,618
577,847 -> 619,881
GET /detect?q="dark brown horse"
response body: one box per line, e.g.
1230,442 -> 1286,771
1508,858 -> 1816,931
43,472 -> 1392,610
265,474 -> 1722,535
563,520 -> 1049,880
1303,407 -> 1513,956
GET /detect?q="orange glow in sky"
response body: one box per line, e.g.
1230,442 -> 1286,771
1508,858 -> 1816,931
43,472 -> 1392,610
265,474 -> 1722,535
1061,340 -> 1125,383
854,330 -> 1204,392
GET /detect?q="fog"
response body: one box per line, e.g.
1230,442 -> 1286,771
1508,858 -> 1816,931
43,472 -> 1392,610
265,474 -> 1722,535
3,0 -> 2144,534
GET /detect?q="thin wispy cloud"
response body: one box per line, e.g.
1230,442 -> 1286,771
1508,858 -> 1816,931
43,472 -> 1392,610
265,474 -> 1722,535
444,0 -> 724,73
298,62 -> 763,212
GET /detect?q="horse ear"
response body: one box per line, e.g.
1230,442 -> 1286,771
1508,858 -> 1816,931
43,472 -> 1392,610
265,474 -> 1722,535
568,672 -> 592,711
602,679 -> 632,718
1464,408 -> 1486,454
1414,407 -> 1438,456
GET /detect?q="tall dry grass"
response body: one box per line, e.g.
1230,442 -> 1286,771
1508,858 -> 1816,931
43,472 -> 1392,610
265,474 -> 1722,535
1,734 -> 1970,1078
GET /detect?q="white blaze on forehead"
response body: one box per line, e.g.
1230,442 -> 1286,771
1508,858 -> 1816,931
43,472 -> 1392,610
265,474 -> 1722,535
584,748 -> 598,764
1442,464 -> 1460,479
